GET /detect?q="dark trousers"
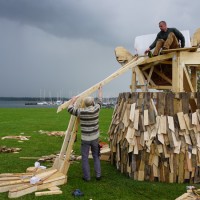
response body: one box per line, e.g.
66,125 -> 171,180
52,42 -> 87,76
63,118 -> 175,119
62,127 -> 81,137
81,139 -> 101,180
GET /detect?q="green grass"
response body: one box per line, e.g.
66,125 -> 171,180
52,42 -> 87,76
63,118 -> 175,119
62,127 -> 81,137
0,108 -> 189,199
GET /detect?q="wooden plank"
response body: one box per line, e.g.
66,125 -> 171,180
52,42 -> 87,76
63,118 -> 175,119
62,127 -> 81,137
57,57 -> 146,112
144,110 -> 149,126
168,116 -> 175,132
153,68 -> 172,84
8,177 -> 66,198
165,93 -> 175,116
178,152 -> 185,183
48,186 -> 60,191
0,183 -> 24,193
177,112 -> 186,130
35,190 -> 62,196
134,109 -> 140,130
53,115 -> 77,170
157,93 -> 166,115
180,51 -> 200,65
59,117 -> 80,174
130,68 -> 136,92
139,52 -> 175,65
147,66 -> 154,85
161,47 -> 198,54
172,52 -> 184,93
160,115 -> 167,134
129,103 -> 136,122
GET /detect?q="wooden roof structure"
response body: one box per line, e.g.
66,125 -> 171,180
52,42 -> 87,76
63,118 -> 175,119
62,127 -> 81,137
134,47 -> 199,92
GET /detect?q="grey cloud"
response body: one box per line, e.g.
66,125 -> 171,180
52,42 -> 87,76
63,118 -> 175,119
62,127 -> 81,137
0,0 -> 200,97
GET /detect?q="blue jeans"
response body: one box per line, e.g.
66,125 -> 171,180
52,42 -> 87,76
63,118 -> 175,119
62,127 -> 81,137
81,138 -> 101,180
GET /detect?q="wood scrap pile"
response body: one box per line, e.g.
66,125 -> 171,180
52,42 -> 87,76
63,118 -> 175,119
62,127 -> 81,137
1,135 -> 31,140
0,168 -> 66,198
0,146 -> 21,153
175,187 -> 200,200
38,130 -> 65,136
108,92 -> 200,183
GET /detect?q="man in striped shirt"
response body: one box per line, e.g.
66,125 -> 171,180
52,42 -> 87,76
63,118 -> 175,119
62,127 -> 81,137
67,86 -> 102,181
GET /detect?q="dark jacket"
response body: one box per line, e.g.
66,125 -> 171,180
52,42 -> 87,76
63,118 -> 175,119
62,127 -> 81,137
149,28 -> 185,50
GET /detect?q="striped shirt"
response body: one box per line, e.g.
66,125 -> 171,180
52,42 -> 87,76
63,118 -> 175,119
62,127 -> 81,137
67,99 -> 102,141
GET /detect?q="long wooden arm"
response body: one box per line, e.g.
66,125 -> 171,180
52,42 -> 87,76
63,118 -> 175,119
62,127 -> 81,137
57,56 -> 146,113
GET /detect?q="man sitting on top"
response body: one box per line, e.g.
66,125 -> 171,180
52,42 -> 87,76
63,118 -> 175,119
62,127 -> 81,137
144,21 -> 185,56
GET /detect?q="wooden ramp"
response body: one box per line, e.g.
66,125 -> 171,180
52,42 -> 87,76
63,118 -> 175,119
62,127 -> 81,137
0,56 -> 146,198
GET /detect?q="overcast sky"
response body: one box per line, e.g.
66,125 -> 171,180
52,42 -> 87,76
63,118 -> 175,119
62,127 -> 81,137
0,0 -> 199,98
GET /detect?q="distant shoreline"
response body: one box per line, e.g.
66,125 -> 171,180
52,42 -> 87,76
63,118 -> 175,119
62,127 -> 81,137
0,97 -> 69,101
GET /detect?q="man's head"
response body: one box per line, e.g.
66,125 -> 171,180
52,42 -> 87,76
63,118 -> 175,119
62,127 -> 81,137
159,21 -> 167,32
84,96 -> 94,107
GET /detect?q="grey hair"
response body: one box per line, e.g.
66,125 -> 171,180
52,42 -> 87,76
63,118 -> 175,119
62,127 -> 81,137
84,96 -> 94,107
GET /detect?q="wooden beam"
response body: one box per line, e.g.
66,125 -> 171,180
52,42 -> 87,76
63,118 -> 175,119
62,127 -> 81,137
149,86 -> 172,90
160,61 -> 172,65
183,65 -> 195,92
153,68 -> 172,84
191,67 -> 197,91
142,71 -> 156,86
53,115 -> 77,170
147,66 -> 154,85
161,47 -> 198,54
180,51 -> 200,65
35,190 -> 62,196
60,117 -> 80,174
139,53 -> 174,66
172,52 -> 183,92
57,57 -> 146,112
130,68 -> 136,92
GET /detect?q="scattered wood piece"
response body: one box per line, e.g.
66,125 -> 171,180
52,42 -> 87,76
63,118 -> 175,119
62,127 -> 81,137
38,130 -> 65,137
35,189 -> 62,196
1,136 -> 31,140
175,188 -> 200,200
0,146 -> 21,153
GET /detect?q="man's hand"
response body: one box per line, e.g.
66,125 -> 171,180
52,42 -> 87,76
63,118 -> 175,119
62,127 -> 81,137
69,96 -> 79,106
144,48 -> 150,54
98,85 -> 103,99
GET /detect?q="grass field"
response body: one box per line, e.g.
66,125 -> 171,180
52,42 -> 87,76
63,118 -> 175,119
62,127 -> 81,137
0,107 -> 190,199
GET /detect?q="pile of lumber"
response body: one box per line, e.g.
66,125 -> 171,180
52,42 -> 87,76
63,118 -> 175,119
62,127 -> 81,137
176,187 -> 200,200
0,146 -> 21,153
1,135 -> 31,140
38,130 -> 65,137
108,92 -> 200,183
0,168 -> 66,198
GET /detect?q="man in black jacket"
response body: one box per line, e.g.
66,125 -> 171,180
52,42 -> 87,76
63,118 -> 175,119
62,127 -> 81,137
145,21 -> 185,56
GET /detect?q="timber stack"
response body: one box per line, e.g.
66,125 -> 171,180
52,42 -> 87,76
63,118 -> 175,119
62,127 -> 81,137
109,92 -> 200,183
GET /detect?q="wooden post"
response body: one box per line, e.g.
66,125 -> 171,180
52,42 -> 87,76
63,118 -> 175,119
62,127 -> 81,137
130,68 -> 136,92
172,52 -> 183,113
191,67 -> 197,91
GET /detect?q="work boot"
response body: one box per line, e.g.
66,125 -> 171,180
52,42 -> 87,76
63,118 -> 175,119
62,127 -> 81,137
148,51 -> 153,58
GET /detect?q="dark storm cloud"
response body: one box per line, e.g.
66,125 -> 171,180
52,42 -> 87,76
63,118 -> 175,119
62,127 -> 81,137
0,0 -> 200,97
0,0 -> 121,46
